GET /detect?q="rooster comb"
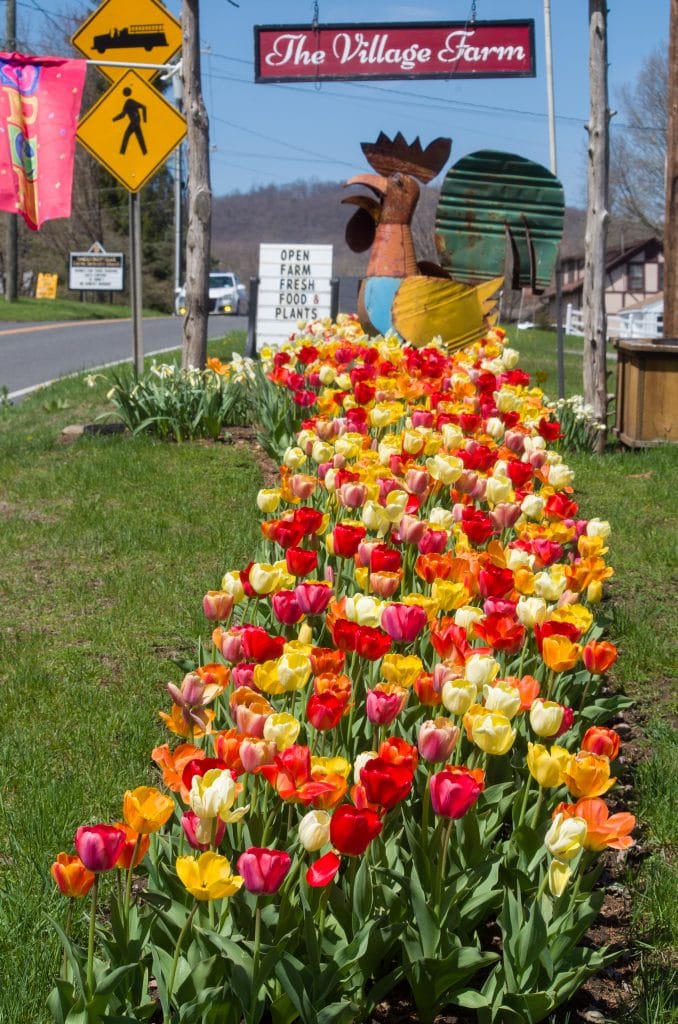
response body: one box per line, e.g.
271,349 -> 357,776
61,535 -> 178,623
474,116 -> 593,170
361,132 -> 452,183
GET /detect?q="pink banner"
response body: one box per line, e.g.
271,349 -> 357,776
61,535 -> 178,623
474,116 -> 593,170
0,53 -> 86,230
255,21 -> 535,82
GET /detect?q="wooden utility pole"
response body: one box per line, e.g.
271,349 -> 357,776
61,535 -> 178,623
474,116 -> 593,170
181,0 -> 211,369
4,0 -> 18,302
582,0 -> 610,452
664,0 -> 678,336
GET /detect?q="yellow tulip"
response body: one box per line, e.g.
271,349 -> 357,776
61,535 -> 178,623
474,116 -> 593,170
381,653 -> 423,688
548,860 -> 572,897
432,580 -> 470,612
248,562 -> 282,596
256,489 -> 281,514
471,710 -> 516,756
263,712 -> 301,750
123,786 -> 174,834
277,651 -> 312,692
176,852 -> 243,901
526,743 -> 571,788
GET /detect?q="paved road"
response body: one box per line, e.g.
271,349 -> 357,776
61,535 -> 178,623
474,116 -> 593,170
0,314 -> 248,399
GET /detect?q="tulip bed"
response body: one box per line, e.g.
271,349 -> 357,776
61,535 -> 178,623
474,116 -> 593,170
49,316 -> 635,1024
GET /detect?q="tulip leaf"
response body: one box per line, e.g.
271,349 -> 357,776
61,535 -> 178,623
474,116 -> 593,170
46,914 -> 87,1001
407,863 -> 439,958
94,963 -> 138,997
454,989 -> 491,1009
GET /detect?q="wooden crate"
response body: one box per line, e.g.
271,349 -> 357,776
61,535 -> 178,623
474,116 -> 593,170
614,338 -> 678,447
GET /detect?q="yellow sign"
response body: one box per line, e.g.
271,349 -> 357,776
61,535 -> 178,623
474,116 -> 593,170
77,70 -> 186,193
35,273 -> 58,299
71,0 -> 182,83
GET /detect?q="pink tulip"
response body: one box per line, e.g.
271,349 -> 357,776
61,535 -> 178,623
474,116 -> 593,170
380,603 -> 428,643
240,737 -> 278,773
181,811 -> 226,851
237,847 -> 291,894
366,686 -> 407,725
418,718 -> 460,762
74,824 -> 126,872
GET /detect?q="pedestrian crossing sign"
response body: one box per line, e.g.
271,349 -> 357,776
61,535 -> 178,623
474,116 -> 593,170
76,70 -> 186,192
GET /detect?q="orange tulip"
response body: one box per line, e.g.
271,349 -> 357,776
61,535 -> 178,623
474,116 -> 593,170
541,635 -> 582,673
554,797 -> 635,851
561,751 -> 616,798
112,822 -> 150,868
151,742 -> 205,802
50,852 -> 95,898
123,786 -> 175,834
582,641 -> 618,675
158,703 -> 215,738
581,726 -> 620,760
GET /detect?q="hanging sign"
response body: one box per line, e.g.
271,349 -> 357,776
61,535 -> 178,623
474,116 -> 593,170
256,243 -> 333,349
255,21 -> 535,83
71,0 -> 182,83
76,69 -> 186,192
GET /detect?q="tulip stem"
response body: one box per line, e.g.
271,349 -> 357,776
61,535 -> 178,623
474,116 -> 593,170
421,780 -> 431,842
62,900 -> 73,980
434,820 -> 453,909
124,835 -> 142,923
530,787 -> 545,829
536,870 -> 550,901
166,903 -> 198,1023
86,875 -> 99,996
517,775 -> 533,828
249,901 -> 262,1022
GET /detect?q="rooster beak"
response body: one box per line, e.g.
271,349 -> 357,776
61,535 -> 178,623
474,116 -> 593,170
343,173 -> 389,199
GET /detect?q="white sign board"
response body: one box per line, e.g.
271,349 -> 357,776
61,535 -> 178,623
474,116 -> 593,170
69,252 -> 124,291
256,243 -> 333,348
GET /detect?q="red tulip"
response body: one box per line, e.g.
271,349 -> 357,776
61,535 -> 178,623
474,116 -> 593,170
292,507 -> 325,536
354,625 -> 392,661
74,824 -> 126,872
370,544 -> 402,572
271,590 -> 304,625
360,758 -> 414,810
260,745 -> 335,804
460,507 -> 494,545
306,851 -> 342,888
473,613 -> 525,654
237,847 -> 291,894
332,522 -> 367,558
260,518 -> 306,550
285,547 -> 318,577
240,626 -> 286,663
330,805 -> 382,856
429,767 -> 483,819
307,691 -> 348,731
478,564 -> 514,600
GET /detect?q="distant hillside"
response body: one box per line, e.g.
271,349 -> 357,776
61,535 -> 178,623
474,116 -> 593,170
211,180 -> 589,292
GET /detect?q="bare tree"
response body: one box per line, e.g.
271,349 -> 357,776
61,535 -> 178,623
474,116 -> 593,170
582,0 -> 610,453
609,48 -> 667,235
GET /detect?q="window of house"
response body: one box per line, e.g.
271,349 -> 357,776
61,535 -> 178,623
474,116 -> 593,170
658,262 -> 664,292
628,262 -> 644,292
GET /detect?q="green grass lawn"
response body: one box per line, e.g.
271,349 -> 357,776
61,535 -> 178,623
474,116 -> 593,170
0,330 -> 675,1023
0,296 -> 163,322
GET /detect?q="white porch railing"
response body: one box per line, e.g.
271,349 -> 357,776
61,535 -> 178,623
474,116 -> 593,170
565,304 -> 663,339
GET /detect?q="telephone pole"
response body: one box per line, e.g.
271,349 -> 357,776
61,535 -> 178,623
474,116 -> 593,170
4,0 -> 18,302
664,0 -> 678,336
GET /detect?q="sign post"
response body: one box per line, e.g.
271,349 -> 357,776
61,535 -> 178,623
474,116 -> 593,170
72,0 -> 186,374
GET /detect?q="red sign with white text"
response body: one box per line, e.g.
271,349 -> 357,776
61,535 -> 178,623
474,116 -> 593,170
255,21 -> 535,83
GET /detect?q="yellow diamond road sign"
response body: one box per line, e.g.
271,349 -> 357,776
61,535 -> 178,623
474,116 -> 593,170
77,70 -> 186,193
72,0 -> 182,83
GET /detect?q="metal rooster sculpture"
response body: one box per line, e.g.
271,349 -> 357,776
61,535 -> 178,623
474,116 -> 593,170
343,132 -> 565,351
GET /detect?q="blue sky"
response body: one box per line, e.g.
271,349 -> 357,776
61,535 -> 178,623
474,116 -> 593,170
16,0 -> 671,207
